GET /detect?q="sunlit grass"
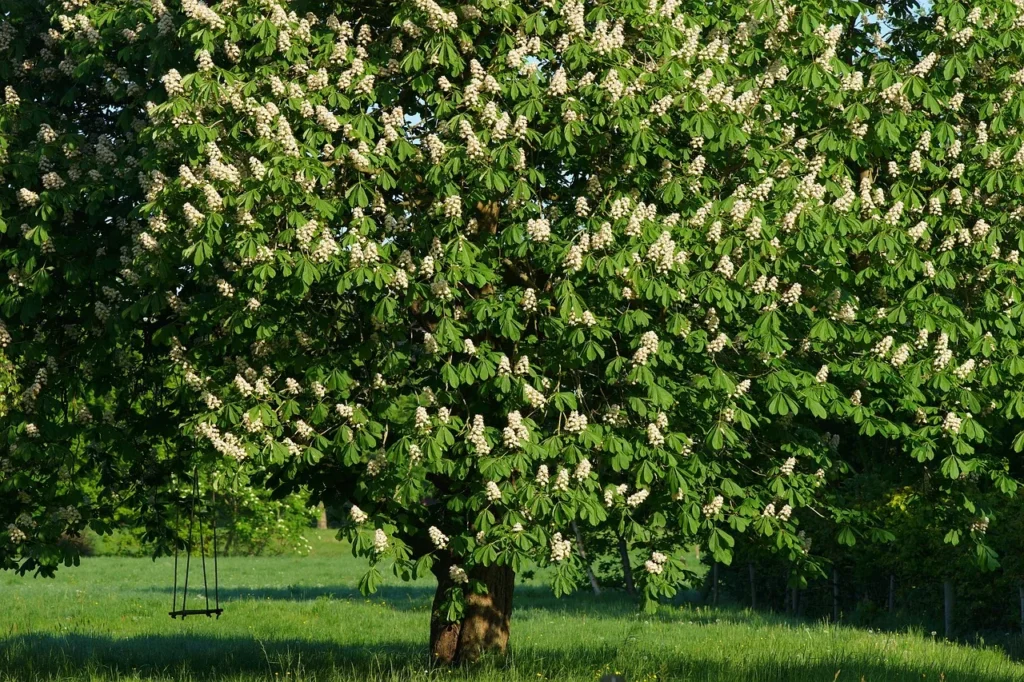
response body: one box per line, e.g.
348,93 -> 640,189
2,531 -> 1022,681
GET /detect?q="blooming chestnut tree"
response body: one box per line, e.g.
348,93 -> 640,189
4,0 -> 1024,664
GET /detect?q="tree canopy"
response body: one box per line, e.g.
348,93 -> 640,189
3,0 -> 1024,662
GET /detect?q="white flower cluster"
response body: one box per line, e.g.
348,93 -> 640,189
780,457 -> 797,475
573,458 -> 592,481
707,333 -> 729,354
414,406 -> 431,431
425,133 -> 445,162
891,344 -> 911,368
503,411 -> 529,448
942,411 -> 962,435
196,422 -> 247,462
553,467 -> 570,492
574,196 -> 590,217
702,495 -> 724,518
8,524 -> 27,543
752,275 -> 778,295
467,414 -> 490,456
449,565 -> 469,584
563,242 -> 585,273
411,0 -> 457,30
565,411 -> 588,433
645,551 -> 668,575
781,283 -> 802,306
521,288 -> 537,313
873,335 -> 894,359
441,194 -> 461,219
647,422 -> 665,447
647,231 -> 684,273
632,331 -> 659,366
373,528 -> 389,554
591,222 -> 614,250
524,384 -> 546,408
161,68 -> 183,96
815,365 -> 829,384
604,484 -> 626,507
196,49 -> 214,73
428,525 -> 449,549
560,0 -> 586,37
970,517 -> 989,534
349,505 -> 368,524
536,464 -> 550,486
16,188 -> 39,207
181,0 -> 225,29
626,488 -> 649,508
953,358 -> 975,380
933,332 -> 952,370
526,217 -> 551,242
497,355 -> 512,376
715,255 -> 735,279
514,356 -> 530,376
549,532 -> 573,562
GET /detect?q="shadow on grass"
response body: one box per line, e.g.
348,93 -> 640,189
143,583 -> 646,617
2,632 -> 1021,682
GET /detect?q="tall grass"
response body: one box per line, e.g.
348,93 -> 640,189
2,532 -> 1022,681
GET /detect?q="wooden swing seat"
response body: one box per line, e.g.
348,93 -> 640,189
169,608 -> 223,619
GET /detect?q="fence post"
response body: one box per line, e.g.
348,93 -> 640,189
1011,577 -> 1019,630
944,580 -> 954,639
748,562 -> 757,609
832,567 -> 840,623
888,574 -> 895,613
712,561 -> 719,606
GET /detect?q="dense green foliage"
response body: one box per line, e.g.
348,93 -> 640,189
4,0 -> 1024,652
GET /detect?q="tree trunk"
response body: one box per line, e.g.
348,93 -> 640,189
430,564 -> 461,664
943,580 -> 954,639
832,567 -> 840,623
616,532 -> 636,596
429,562 -> 515,665
711,562 -> 719,606
572,521 -> 600,596
316,503 -> 328,530
888,574 -> 896,613
748,562 -> 757,610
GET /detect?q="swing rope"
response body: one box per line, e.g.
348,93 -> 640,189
169,467 -> 223,619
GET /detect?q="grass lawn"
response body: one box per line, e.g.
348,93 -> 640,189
2,531 -> 1023,681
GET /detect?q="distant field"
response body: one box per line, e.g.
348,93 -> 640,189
2,531 -> 1023,681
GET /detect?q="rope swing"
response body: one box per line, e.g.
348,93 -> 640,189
169,467 -> 222,619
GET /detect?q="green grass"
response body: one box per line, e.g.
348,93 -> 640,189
2,531 -> 1023,681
